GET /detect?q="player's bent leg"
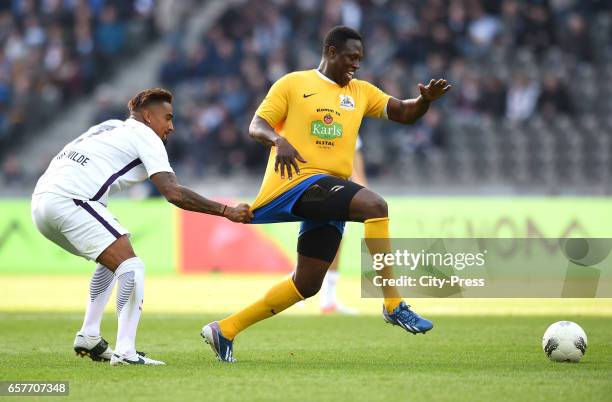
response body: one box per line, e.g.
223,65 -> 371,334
81,264 -> 116,337
96,235 -> 137,271
293,224 -> 342,298
203,277 -> 303,362
201,225 -> 340,362
291,180 -> 430,329
347,188 -> 388,222
31,196 -> 162,363
348,189 -> 401,309
109,256 -> 165,365
110,257 -> 165,366
95,236 -> 164,366
293,254 -> 332,299
31,195 -> 120,362
349,189 -> 433,334
80,233 -> 139,363
288,178 -> 361,314
362,216 -> 402,309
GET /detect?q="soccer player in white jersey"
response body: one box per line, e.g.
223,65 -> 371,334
31,88 -> 253,366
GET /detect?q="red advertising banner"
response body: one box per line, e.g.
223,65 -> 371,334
178,209 -> 293,274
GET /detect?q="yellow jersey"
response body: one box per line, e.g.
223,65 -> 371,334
252,69 -> 391,210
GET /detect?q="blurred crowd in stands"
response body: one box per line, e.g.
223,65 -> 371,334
0,0 -> 162,183
2,0 -> 612,187
154,0 -> 610,179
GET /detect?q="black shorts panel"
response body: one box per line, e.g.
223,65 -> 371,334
291,175 -> 364,221
297,224 -> 342,263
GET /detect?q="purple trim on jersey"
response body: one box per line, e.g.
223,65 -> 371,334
90,158 -> 142,201
73,199 -> 121,239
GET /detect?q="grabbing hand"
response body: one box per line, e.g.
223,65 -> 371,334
274,137 -> 306,180
418,79 -> 451,102
224,203 -> 254,223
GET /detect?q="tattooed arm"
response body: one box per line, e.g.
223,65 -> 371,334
150,172 -> 253,223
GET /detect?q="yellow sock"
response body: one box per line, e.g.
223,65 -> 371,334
218,277 -> 304,340
364,217 -> 402,312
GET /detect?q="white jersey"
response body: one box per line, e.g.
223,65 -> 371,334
33,118 -> 173,205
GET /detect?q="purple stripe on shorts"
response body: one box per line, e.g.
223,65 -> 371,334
90,158 -> 142,201
73,199 -> 121,239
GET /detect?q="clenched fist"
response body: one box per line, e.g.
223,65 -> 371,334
224,203 -> 254,223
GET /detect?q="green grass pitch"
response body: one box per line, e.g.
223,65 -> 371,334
1,312 -> 611,402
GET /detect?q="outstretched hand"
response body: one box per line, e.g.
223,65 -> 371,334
274,137 -> 307,180
224,203 -> 254,223
418,79 -> 451,102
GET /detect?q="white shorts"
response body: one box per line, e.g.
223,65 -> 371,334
31,193 -> 129,261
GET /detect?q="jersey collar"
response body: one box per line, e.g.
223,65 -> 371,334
314,69 -> 340,86
125,117 -> 155,135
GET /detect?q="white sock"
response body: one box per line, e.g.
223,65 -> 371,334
320,271 -> 339,308
114,257 -> 145,357
81,264 -> 116,337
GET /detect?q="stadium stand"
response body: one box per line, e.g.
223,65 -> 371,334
0,0 -> 160,157
157,0 -> 611,190
2,0 -> 611,193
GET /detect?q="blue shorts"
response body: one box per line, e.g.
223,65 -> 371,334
250,174 -> 346,236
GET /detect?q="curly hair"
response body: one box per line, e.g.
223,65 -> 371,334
127,88 -> 173,112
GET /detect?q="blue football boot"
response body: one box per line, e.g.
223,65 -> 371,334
383,301 -> 433,334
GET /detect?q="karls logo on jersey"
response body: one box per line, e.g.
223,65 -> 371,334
311,114 -> 343,140
339,95 -> 355,110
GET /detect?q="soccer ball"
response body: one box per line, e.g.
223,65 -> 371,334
542,321 -> 588,363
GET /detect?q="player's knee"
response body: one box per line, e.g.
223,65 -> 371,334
115,256 -> 145,277
362,194 -> 388,219
294,278 -> 323,299
97,235 -> 137,271
350,190 -> 388,221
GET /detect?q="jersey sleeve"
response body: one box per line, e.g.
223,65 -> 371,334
363,81 -> 391,119
134,132 -> 174,177
255,74 -> 292,128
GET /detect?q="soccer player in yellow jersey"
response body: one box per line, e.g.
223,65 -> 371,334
201,26 -> 451,362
